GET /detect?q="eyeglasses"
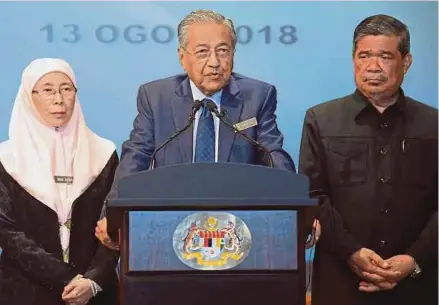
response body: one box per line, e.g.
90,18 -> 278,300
183,47 -> 234,62
32,85 -> 77,100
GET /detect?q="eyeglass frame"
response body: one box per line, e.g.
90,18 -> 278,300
31,85 -> 77,100
181,45 -> 235,62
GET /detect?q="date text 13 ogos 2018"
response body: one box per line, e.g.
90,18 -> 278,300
40,24 -> 298,45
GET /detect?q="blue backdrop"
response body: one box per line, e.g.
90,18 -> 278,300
0,1 -> 437,259
0,1 -> 437,163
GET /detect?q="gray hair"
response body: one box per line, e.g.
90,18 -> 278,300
177,10 -> 237,49
353,14 -> 410,56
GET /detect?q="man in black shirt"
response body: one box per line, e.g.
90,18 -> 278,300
299,14 -> 437,305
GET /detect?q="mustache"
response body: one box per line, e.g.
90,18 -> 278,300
363,75 -> 388,82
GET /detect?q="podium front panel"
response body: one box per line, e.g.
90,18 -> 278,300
128,210 -> 298,272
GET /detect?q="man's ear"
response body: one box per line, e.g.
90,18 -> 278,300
403,53 -> 412,74
178,47 -> 185,70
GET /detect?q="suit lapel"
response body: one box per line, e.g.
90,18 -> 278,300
219,77 -> 243,162
171,76 -> 194,163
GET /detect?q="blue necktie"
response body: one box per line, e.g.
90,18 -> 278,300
194,100 -> 215,162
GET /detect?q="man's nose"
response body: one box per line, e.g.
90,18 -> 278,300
366,57 -> 382,73
207,51 -> 220,68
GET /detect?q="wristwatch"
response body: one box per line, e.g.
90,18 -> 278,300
410,262 -> 422,279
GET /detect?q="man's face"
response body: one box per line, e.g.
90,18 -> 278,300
178,22 -> 234,96
353,35 -> 412,101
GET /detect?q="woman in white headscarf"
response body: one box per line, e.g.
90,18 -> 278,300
0,58 -> 119,305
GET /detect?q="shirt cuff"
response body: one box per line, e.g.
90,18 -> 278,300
87,278 -> 103,296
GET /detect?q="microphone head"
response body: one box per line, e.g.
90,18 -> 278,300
192,100 -> 203,111
204,99 -> 218,111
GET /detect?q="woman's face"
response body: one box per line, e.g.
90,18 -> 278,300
31,72 -> 76,128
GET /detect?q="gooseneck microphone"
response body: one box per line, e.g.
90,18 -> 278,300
149,100 -> 203,169
204,99 -> 274,168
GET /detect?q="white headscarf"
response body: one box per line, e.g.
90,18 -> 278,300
0,58 -> 115,252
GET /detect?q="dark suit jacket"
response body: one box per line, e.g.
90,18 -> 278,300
109,74 -> 295,197
0,153 -> 120,305
299,90 -> 438,305
106,73 -> 295,238
109,73 -> 294,194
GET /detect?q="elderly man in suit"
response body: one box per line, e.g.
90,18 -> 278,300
113,10 -> 295,172
96,9 -> 314,248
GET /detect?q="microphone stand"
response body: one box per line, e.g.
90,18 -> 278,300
149,100 -> 203,169
204,100 -> 274,168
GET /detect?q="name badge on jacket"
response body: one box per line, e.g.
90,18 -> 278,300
233,117 -> 258,132
54,176 -> 74,184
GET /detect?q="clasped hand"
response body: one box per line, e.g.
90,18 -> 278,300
62,275 -> 94,305
348,248 -> 416,292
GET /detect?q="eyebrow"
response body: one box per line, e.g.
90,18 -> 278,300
215,42 -> 230,48
379,50 -> 394,56
195,43 -> 210,48
195,42 -> 230,49
39,82 -> 73,87
358,49 -> 395,56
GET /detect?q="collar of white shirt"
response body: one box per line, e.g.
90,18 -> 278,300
189,80 -> 222,107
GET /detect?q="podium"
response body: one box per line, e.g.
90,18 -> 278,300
107,162 -> 317,305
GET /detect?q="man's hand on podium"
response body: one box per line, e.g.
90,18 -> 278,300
95,217 -> 120,251
305,219 -> 321,249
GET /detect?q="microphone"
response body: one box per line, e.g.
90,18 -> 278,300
204,99 -> 274,168
149,100 -> 203,169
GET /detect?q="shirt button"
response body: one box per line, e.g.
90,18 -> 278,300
380,208 -> 390,214
380,122 -> 388,129
380,176 -> 390,183
380,240 -> 387,247
379,147 -> 388,155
